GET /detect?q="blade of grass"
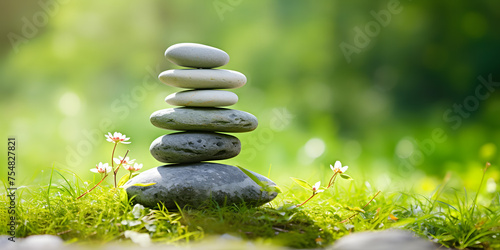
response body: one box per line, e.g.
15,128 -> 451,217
47,165 -> 55,212
430,172 -> 451,211
471,162 -> 490,216
55,170 -> 76,198
435,200 -> 458,211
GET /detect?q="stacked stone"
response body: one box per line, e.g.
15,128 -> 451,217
126,43 -> 277,209
150,43 -> 257,163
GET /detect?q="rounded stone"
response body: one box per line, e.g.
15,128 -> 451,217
150,132 -> 241,163
19,235 -> 64,249
166,90 -> 238,107
165,43 -> 230,69
158,69 -> 246,89
150,107 -> 258,132
331,230 -> 437,250
124,163 -> 278,209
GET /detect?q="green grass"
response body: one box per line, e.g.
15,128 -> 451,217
1,167 -> 499,249
397,169 -> 500,250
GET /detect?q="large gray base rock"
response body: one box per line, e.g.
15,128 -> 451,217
125,163 -> 277,209
150,132 -> 241,163
330,230 -> 437,250
150,107 -> 258,132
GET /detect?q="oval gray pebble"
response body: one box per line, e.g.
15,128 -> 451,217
125,162 -> 278,209
158,69 -> 246,89
165,90 -> 238,107
331,230 -> 437,250
150,107 -> 258,132
19,235 -> 64,250
150,132 -> 241,163
165,43 -> 229,69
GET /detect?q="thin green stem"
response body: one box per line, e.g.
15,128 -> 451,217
111,142 -> 118,187
297,193 -> 316,207
77,174 -> 108,200
113,149 -> 130,188
327,173 -> 338,189
341,190 -> 381,223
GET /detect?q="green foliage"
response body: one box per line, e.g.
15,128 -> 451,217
340,174 -> 353,180
0,171 -> 196,244
290,177 -> 312,190
1,168 -> 499,248
117,172 -> 136,187
129,183 -> 156,187
397,191 -> 500,249
236,165 -> 282,195
398,165 -> 500,249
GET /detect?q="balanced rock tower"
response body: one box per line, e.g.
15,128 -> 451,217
126,43 -> 278,209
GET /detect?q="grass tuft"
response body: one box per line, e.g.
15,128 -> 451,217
1,165 -> 499,249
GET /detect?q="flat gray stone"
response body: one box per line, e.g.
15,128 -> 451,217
125,163 -> 278,209
150,132 -> 241,163
330,230 -> 436,250
166,90 -> 238,107
165,43 -> 229,69
158,69 -> 246,89
150,107 -> 258,132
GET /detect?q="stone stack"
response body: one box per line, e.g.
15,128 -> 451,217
125,43 -> 278,209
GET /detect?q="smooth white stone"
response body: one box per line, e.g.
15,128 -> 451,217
165,90 -> 238,107
165,43 -> 229,69
158,69 -> 246,89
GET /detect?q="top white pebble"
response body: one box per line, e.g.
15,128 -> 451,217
165,43 -> 230,69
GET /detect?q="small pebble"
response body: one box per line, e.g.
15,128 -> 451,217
330,230 -> 437,250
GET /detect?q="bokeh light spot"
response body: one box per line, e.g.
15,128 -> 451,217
59,92 -> 81,116
305,138 -> 326,159
396,138 -> 414,158
479,143 -> 496,161
486,178 -> 497,193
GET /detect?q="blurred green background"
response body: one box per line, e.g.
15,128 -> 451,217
1,0 -> 499,192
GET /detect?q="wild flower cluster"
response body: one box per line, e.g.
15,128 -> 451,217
78,132 -> 143,199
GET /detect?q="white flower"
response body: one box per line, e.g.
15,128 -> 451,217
312,181 -> 321,192
114,156 -> 135,166
312,181 -> 323,194
330,161 -> 348,174
125,163 -> 143,172
105,132 -> 130,144
91,162 -> 112,174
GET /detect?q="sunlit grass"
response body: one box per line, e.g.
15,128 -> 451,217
398,164 -> 500,249
1,172 -> 196,245
1,165 -> 499,249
